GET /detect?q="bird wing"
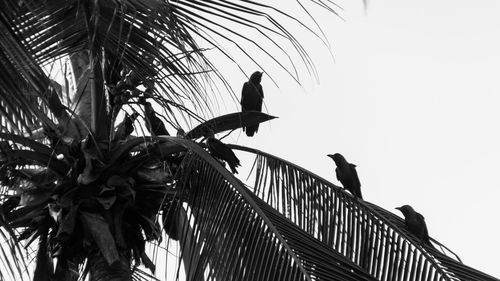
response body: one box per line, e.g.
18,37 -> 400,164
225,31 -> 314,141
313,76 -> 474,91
220,142 -> 240,166
335,167 -> 342,182
241,82 -> 251,110
114,114 -> 136,141
348,164 -> 361,187
125,113 -> 139,136
207,138 -> 229,160
257,84 -> 264,111
348,163 -> 362,198
114,120 -> 127,140
416,212 -> 430,241
206,138 -> 220,157
241,82 -> 261,111
207,138 -> 241,173
146,114 -> 169,136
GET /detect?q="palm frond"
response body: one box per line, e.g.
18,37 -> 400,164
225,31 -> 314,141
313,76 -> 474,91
1,129 -> 497,280
171,0 -> 337,83
229,144 -> 499,281
0,0 -> 209,133
0,12 -> 58,134
0,225 -> 30,281
1,0 -> 341,134
185,111 -> 277,139
159,138 -> 374,281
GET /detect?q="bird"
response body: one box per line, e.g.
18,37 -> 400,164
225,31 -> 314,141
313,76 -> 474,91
396,205 -> 433,246
114,112 -> 139,141
327,153 -> 363,199
143,102 -> 170,136
206,132 -> 241,174
241,71 -> 264,137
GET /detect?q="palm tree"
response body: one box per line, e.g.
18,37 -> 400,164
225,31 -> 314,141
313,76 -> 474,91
0,1 -> 497,280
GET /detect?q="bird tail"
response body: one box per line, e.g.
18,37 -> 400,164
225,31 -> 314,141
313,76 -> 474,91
357,190 -> 363,200
425,240 -> 436,249
428,237 -> 462,262
245,124 -> 259,137
229,164 -> 238,174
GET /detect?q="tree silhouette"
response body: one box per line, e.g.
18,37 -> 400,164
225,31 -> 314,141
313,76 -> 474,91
0,1 -> 498,281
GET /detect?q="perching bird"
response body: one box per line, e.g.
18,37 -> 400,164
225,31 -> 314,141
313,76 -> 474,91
241,71 -> 264,137
206,133 -> 241,174
327,153 -> 363,199
144,102 -> 170,136
114,112 -> 139,141
396,205 -> 432,246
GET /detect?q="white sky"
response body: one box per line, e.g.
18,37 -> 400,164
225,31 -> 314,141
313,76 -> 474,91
217,0 -> 500,278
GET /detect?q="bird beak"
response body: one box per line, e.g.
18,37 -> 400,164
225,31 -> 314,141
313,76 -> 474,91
327,154 -> 333,158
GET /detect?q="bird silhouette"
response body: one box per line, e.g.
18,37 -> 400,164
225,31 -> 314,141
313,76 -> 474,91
144,102 -> 170,136
241,71 -> 264,137
114,112 -> 139,141
396,205 -> 433,246
206,133 -> 241,174
327,153 -> 363,199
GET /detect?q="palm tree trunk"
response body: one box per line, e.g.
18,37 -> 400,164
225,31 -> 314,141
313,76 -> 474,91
69,50 -> 109,141
88,251 -> 132,281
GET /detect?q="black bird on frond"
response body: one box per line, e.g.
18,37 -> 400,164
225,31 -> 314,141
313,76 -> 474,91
114,112 -> 139,141
327,153 -> 363,199
396,205 -> 434,247
206,132 -> 241,174
241,71 -> 264,137
143,102 -> 170,136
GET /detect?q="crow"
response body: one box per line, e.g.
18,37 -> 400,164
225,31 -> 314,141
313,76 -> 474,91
144,102 -> 170,136
114,112 -> 139,141
206,133 -> 241,174
396,205 -> 433,246
327,153 -> 363,199
241,71 -> 264,137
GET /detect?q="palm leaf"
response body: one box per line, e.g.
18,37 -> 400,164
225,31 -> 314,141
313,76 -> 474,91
0,0 -> 341,134
1,149 -> 69,177
156,137 -> 374,281
185,111 -> 277,139
170,0 -> 337,83
0,225 -> 30,281
0,14 -> 58,134
0,0 -> 208,134
0,133 -> 54,156
228,144 -> 500,281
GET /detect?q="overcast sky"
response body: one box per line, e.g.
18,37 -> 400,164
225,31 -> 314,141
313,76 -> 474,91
219,0 -> 500,278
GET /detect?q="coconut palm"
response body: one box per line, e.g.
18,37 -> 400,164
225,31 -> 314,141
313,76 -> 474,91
0,1 -> 498,281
